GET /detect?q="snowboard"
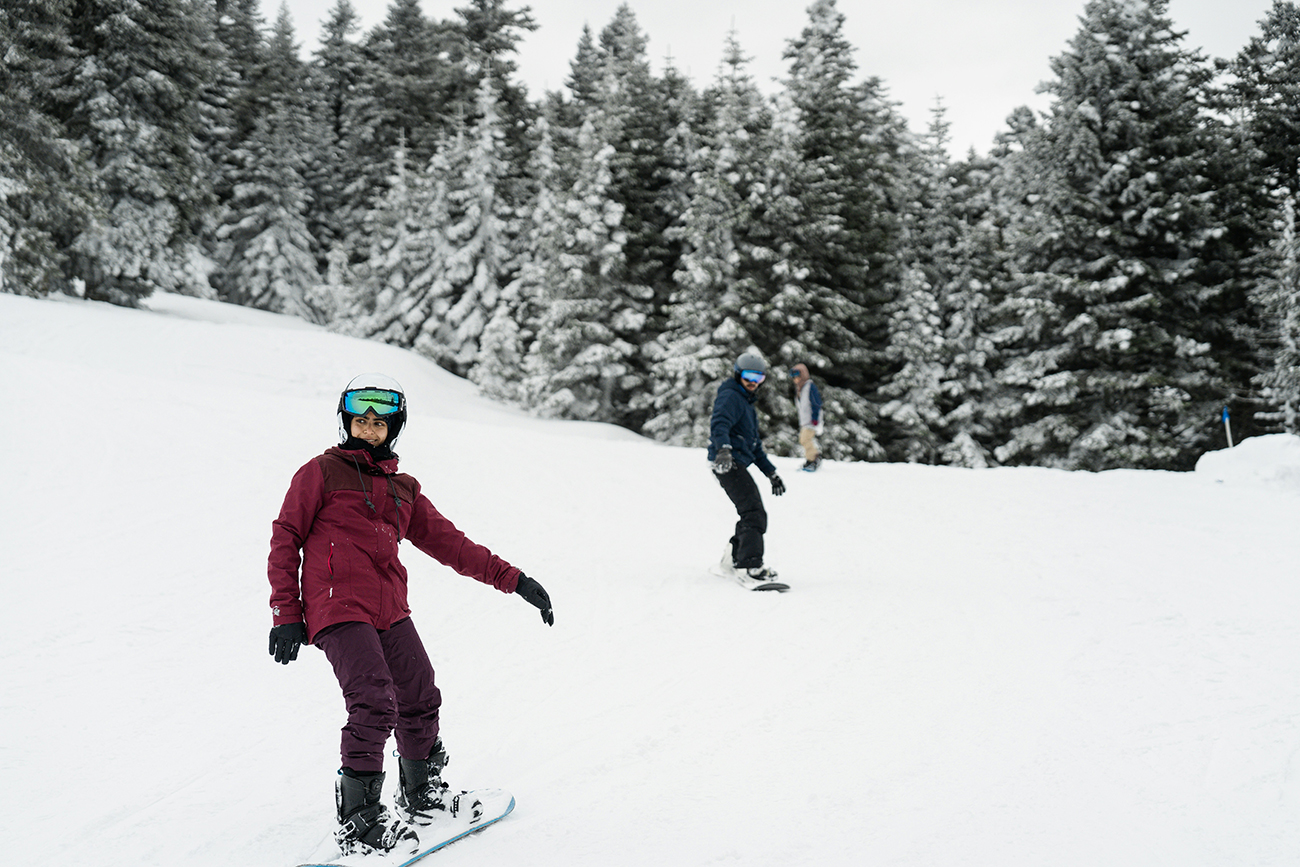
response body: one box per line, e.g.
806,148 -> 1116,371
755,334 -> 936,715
709,562 -> 789,592
296,788 -> 514,867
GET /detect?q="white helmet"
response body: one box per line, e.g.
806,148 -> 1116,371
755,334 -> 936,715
337,373 -> 407,448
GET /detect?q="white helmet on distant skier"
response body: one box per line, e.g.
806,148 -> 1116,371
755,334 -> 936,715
337,373 -> 407,448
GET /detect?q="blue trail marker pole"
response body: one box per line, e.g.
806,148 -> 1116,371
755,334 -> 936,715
1223,406 -> 1234,448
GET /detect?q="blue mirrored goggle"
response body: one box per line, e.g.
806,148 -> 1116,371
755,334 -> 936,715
343,389 -> 402,416
739,370 -> 766,384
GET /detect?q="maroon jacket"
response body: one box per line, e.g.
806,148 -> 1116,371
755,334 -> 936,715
268,446 -> 520,642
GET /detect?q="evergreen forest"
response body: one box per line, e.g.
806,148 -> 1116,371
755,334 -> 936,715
6,0 -> 1300,470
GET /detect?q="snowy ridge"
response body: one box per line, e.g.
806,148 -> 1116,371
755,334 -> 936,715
2,292 -> 1298,866
1194,433 -> 1300,493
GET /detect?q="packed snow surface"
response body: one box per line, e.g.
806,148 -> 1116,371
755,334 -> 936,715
2,292 -> 1298,866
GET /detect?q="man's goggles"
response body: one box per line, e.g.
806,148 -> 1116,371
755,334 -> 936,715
343,388 -> 403,416
739,369 -> 766,384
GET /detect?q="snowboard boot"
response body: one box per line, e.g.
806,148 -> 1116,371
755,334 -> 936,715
335,770 -> 418,855
396,740 -> 485,826
745,564 -> 779,581
724,539 -> 741,573
396,739 -> 453,825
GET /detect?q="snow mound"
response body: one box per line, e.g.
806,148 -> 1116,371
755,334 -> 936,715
1194,433 -> 1300,492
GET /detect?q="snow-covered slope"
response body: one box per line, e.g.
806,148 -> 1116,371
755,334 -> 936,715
2,292 -> 1297,866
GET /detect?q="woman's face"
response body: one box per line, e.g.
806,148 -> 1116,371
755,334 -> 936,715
349,410 -> 389,446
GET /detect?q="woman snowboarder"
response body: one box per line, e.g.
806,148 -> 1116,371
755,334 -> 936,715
266,373 -> 553,855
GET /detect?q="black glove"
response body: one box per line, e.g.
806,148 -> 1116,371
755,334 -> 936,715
269,622 -> 307,664
769,473 -> 786,496
712,446 -> 734,474
515,572 -> 554,626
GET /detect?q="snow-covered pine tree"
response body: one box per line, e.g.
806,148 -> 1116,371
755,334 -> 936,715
933,149 -> 1008,468
409,74 -> 515,376
305,0 -> 367,273
744,0 -> 906,461
565,25 -> 601,110
640,32 -> 768,446
884,101 -> 1004,467
452,0 -> 538,208
58,0 -> 214,304
654,56 -> 700,306
880,103 -> 953,464
207,0 -> 267,213
470,117 -> 561,404
210,6 -> 320,319
519,118 -> 631,421
1223,1 -> 1300,197
348,74 -> 514,375
350,135 -> 448,341
880,266 -> 946,463
1252,189 -> 1300,433
531,25 -> 597,208
0,0 -> 89,297
454,0 -> 536,81
580,4 -> 687,423
994,0 -> 1239,470
304,246 -> 359,327
342,0 -> 459,230
518,6 -> 690,426
1219,1 -> 1300,437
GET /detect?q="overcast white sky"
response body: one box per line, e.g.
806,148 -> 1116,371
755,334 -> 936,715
280,0 -> 1277,155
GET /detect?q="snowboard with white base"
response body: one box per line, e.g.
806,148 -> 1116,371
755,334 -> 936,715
709,560 -> 789,592
295,788 -> 514,867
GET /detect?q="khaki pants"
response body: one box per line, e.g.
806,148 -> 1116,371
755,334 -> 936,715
799,426 -> 819,462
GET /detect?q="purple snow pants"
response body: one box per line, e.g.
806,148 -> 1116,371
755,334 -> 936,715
314,618 -> 442,774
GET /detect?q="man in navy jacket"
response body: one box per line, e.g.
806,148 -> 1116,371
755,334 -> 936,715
708,352 -> 786,581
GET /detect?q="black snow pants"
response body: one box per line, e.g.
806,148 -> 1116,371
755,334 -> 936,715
714,464 -> 767,569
